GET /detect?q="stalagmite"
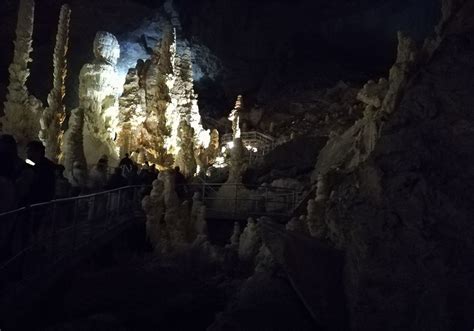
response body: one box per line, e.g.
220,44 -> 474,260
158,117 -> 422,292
62,108 -> 87,176
140,26 -> 175,167
161,170 -> 186,244
191,192 -> 207,238
227,222 -> 242,249
228,95 -> 243,139
206,128 -> 220,164
1,0 -> 42,154
142,179 -> 167,252
39,4 -> 71,162
175,120 -> 197,177
238,218 -> 261,263
117,67 -> 146,157
81,31 -> 122,165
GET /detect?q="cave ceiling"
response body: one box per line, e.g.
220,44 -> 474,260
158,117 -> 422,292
0,0 -> 440,116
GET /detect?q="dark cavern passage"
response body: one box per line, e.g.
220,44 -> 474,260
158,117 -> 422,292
0,0 -> 474,330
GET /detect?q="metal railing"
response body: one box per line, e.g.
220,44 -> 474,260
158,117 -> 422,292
220,131 -> 277,165
0,185 -> 147,297
187,182 -> 300,221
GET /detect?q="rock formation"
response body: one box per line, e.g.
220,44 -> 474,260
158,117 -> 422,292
117,67 -> 146,158
81,31 -> 122,165
227,221 -> 241,249
39,4 -> 71,162
175,120 -> 197,177
62,31 -> 121,171
140,26 -> 175,167
62,108 -> 87,176
238,218 -> 261,264
1,0 -> 42,154
142,179 -> 167,252
228,95 -> 242,139
305,1 -> 474,329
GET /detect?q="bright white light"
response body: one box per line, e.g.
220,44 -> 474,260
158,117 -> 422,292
213,156 -> 227,168
25,159 -> 35,166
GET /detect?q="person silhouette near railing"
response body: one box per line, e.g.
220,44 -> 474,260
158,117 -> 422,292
25,141 -> 56,204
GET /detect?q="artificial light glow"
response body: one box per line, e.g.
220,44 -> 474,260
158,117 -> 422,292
213,156 -> 227,168
25,159 -> 35,166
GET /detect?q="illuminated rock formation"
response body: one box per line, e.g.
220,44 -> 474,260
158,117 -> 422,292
228,95 -> 243,139
206,128 -> 220,164
62,108 -> 87,176
39,4 -> 71,162
142,179 -> 169,253
1,0 -> 42,154
81,31 -> 122,165
175,120 -> 197,177
117,67 -> 146,157
140,26 -> 175,167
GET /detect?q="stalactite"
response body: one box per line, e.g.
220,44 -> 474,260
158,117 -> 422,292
39,4 -> 71,162
1,0 -> 42,154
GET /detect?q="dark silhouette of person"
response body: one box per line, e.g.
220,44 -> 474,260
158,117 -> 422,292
26,140 -> 56,204
119,153 -> 134,169
105,167 -> 128,190
174,166 -> 187,200
0,134 -> 35,207
149,164 -> 159,181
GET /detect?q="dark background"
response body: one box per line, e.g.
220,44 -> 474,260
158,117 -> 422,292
0,0 -> 440,115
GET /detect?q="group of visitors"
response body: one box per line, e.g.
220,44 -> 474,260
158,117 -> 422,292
0,134 -> 189,214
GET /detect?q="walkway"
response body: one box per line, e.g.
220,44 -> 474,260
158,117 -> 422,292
259,219 -> 349,331
0,185 -> 147,326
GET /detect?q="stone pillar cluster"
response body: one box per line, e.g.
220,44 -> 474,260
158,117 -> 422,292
1,0 -> 42,155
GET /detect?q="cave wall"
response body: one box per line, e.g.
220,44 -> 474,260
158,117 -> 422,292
323,4 -> 474,329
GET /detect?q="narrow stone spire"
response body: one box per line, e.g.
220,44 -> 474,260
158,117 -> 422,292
2,0 -> 42,154
40,4 -> 71,162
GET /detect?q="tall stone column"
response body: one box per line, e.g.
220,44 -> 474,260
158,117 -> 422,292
1,0 -> 42,154
39,4 -> 71,162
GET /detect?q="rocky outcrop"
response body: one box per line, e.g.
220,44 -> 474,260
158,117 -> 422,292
306,2 -> 474,329
39,4 -> 71,162
1,0 -> 42,154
